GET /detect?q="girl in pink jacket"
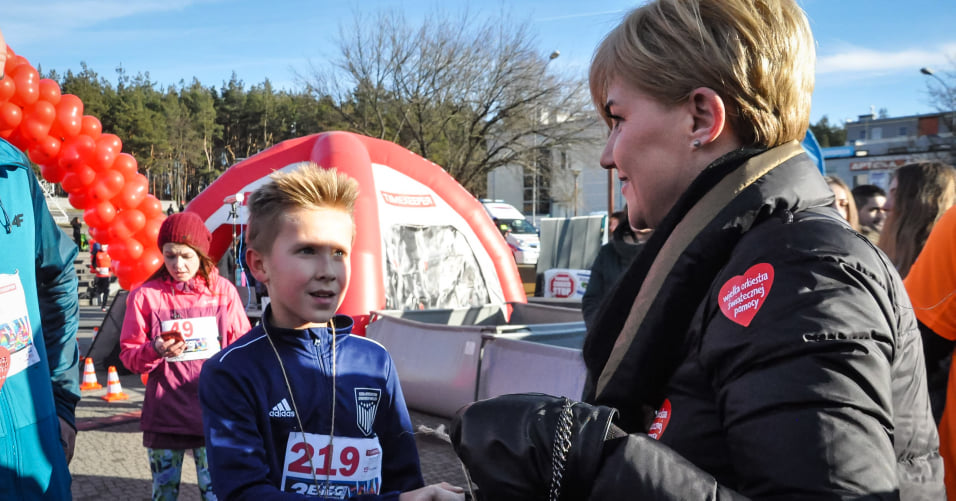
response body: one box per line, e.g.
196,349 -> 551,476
120,212 -> 251,500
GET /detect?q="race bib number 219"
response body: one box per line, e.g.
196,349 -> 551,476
281,432 -> 383,498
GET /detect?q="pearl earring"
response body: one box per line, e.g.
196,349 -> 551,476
692,139 -> 702,149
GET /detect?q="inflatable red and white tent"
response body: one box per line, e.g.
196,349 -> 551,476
187,131 -> 526,333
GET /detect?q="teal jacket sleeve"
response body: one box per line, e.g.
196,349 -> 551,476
30,172 -> 81,429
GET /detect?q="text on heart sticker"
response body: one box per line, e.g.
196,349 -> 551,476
718,263 -> 774,327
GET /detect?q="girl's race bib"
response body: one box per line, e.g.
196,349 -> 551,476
160,316 -> 221,362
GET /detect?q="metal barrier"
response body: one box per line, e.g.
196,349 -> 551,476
367,302 -> 586,418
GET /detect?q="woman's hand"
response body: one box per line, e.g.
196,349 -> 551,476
398,482 -> 465,501
152,335 -> 186,358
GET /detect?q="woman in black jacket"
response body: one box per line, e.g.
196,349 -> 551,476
451,0 -> 944,499
581,210 -> 646,331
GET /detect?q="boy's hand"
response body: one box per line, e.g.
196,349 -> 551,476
399,482 -> 465,501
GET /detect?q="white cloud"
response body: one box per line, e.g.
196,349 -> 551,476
4,0 -> 223,45
817,42 -> 956,75
537,9 -> 628,22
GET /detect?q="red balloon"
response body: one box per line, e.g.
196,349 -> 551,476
137,216 -> 164,248
109,237 -> 144,262
0,76 -> 15,103
92,133 -> 122,171
53,94 -> 84,139
67,189 -> 93,210
0,102 -> 22,131
27,100 -> 56,125
109,209 -> 146,241
10,64 -> 39,107
19,100 -> 56,142
117,254 -> 156,291
28,135 -> 62,167
106,241 -> 127,262
83,201 -> 118,228
139,247 -> 164,276
80,115 -> 102,140
88,169 -> 125,202
58,134 -> 96,171
5,127 -> 35,152
60,164 -> 97,193
38,79 -> 61,105
128,239 -> 147,261
19,116 -> 51,143
4,55 -> 27,76
111,173 -> 148,210
112,153 -> 139,180
40,162 -> 67,184
89,224 -> 113,246
115,259 -> 135,279
118,273 -> 134,292
137,194 -> 164,219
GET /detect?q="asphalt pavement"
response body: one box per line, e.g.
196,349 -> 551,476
71,304 -> 468,500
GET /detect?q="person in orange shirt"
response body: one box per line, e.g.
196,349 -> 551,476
904,203 -> 956,498
91,243 -> 113,311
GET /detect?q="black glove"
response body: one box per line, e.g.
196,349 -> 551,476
451,393 -> 618,501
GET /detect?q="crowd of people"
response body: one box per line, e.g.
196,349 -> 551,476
4,1 -> 956,500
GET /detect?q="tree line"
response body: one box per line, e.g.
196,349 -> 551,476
44,64 -> 344,203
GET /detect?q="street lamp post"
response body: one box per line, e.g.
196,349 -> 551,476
920,67 -> 956,162
571,167 -> 582,217
531,50 -> 560,224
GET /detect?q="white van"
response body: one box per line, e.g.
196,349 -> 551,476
481,200 -> 540,265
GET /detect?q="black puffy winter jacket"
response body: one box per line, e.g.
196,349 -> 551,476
581,142 -> 944,499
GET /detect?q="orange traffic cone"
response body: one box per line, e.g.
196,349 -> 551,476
102,366 -> 129,401
79,357 -> 102,390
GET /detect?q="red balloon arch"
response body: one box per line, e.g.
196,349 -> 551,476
1,45 -> 164,290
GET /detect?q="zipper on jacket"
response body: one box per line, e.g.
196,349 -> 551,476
0,194 -> 12,234
310,332 -> 336,435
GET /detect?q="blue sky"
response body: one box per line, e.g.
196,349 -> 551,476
5,0 -> 955,126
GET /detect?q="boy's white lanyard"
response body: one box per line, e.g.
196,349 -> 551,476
263,318 -> 337,495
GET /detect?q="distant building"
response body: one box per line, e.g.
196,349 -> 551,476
823,111 -> 954,189
486,119 -> 625,225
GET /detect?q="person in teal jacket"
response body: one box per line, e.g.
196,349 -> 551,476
0,115 -> 81,496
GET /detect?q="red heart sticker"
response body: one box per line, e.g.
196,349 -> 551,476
718,263 -> 774,327
0,346 -> 10,393
648,399 -> 671,440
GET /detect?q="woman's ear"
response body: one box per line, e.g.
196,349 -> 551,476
688,87 -> 728,147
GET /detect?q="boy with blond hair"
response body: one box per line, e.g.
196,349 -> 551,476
200,162 -> 462,500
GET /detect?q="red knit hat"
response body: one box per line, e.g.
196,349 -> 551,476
158,212 -> 211,255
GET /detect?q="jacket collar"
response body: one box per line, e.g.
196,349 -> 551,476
160,274 -> 210,295
260,304 -> 354,344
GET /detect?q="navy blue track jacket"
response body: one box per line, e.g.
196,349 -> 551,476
200,312 -> 424,500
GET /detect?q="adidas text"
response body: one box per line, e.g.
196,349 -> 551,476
270,398 -> 295,418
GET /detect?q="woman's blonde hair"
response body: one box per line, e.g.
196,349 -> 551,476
590,0 -> 815,148
245,162 -> 359,255
879,161 -> 956,277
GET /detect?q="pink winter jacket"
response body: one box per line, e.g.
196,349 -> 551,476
119,271 -> 251,437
